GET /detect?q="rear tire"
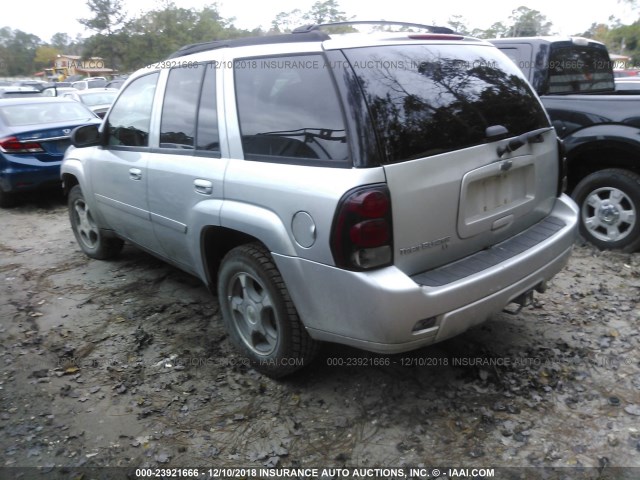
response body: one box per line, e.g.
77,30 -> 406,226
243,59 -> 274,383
571,168 -> 640,252
68,185 -> 124,259
217,243 -> 318,378
0,186 -> 16,208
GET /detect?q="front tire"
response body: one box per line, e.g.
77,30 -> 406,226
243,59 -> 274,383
68,185 -> 124,259
571,168 -> 640,252
217,243 -> 317,378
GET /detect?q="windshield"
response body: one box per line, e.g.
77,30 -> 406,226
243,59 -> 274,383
0,102 -> 95,126
343,44 -> 550,163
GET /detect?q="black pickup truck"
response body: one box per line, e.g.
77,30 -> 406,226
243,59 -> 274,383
491,37 -> 640,251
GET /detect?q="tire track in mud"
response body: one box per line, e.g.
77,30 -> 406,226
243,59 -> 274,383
2,203 -> 640,471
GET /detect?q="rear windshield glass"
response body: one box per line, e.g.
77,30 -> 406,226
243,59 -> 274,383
343,44 -> 549,163
78,91 -> 117,106
548,46 -> 614,94
0,102 -> 95,126
86,79 -> 107,88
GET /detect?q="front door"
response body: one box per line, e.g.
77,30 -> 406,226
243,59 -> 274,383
91,71 -> 162,254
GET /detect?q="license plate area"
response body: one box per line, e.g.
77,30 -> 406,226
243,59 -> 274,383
55,139 -> 71,153
39,139 -> 70,157
458,156 -> 536,238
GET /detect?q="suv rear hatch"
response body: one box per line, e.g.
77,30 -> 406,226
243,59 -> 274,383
342,42 -> 559,275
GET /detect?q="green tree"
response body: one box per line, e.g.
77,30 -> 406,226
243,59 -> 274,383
608,21 -> 640,61
303,0 -> 349,24
508,6 -> 553,37
34,45 -> 60,71
50,34 -> 85,56
471,22 -> 510,39
271,0 -> 351,33
79,0 -> 126,35
447,15 -> 469,35
191,5 -> 251,41
119,3 -> 252,71
271,9 -> 305,33
0,27 -> 42,76
50,33 -> 73,51
79,0 -> 127,70
580,23 -> 610,42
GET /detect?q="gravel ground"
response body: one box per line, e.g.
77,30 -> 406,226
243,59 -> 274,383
1,195 -> 639,479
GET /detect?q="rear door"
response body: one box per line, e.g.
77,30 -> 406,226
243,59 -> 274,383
147,63 -> 228,270
343,43 -> 559,275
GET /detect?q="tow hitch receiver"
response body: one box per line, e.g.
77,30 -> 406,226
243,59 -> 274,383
503,290 -> 534,315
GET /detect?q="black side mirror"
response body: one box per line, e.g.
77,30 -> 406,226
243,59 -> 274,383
71,124 -> 102,148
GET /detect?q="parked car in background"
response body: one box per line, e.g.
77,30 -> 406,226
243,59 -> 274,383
0,87 -> 42,99
105,77 -> 128,89
41,86 -> 78,97
614,69 -> 640,77
491,36 -> 640,252
12,80 -> 48,92
0,97 -> 100,207
71,78 -> 108,90
61,88 -> 118,118
62,22 -> 578,377
615,77 -> 640,93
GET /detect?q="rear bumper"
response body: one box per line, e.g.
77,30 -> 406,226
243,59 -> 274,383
0,157 -> 62,193
274,194 -> 579,354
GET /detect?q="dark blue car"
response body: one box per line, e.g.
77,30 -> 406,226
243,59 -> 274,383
0,97 -> 100,207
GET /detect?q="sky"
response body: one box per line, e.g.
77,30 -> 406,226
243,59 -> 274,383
3,0 -> 637,43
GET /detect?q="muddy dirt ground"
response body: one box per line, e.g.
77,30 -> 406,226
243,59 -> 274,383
1,194 -> 639,478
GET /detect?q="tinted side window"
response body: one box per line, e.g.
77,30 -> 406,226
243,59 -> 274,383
107,73 -> 158,147
235,54 -> 349,164
196,65 -> 220,153
160,65 -> 204,149
344,45 -> 550,163
548,46 -> 614,94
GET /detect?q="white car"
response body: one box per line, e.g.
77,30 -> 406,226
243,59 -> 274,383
62,88 -> 119,118
41,86 -> 78,97
71,78 -> 108,90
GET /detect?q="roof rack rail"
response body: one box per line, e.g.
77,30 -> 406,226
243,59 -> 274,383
166,21 -> 455,60
292,21 -> 454,35
166,31 -> 330,59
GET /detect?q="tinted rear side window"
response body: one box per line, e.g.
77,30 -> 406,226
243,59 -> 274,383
160,65 -> 204,149
343,44 -> 550,163
548,46 -> 614,94
234,54 -> 349,164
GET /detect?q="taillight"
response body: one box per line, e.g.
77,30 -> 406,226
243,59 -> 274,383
408,34 -> 464,40
331,185 -> 393,270
0,136 -> 45,154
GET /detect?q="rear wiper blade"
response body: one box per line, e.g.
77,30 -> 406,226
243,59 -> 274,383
257,127 -> 346,142
497,127 -> 553,158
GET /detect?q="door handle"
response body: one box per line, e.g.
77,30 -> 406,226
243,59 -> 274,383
129,168 -> 142,181
194,179 -> 213,195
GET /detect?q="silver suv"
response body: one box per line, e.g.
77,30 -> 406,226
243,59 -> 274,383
61,22 -> 579,377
